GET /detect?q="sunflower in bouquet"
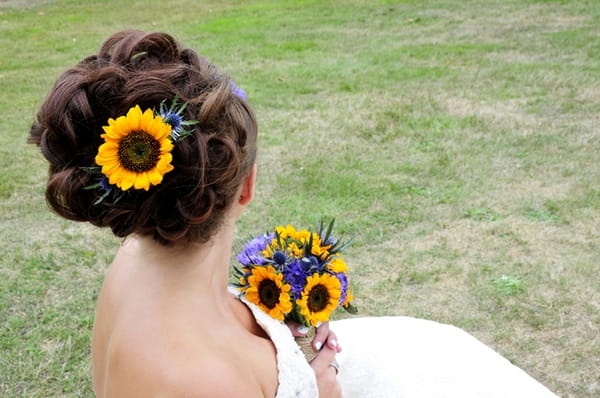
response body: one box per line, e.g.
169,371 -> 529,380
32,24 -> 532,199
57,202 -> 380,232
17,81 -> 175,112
234,219 -> 356,360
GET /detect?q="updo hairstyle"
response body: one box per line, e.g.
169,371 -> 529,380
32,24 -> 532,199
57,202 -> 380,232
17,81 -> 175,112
29,30 -> 257,244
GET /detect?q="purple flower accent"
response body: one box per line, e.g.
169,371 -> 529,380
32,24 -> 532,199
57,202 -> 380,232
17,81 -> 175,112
283,258 -> 311,300
231,81 -> 247,101
334,272 -> 349,306
237,233 -> 274,266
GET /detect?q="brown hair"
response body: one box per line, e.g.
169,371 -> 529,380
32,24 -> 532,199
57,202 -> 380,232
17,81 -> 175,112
29,30 -> 257,244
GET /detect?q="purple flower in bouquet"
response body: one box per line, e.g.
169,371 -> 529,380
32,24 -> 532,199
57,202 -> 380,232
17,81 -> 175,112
333,271 -> 350,306
237,233 -> 274,266
283,258 -> 311,300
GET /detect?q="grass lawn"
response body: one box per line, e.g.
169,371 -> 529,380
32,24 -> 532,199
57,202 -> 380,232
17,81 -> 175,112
1,0 -> 599,397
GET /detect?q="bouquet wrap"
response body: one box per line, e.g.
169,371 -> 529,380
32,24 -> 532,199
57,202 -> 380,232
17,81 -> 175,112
294,327 -> 318,362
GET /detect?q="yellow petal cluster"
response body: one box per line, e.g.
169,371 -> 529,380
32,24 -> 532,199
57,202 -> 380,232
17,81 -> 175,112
327,258 -> 348,273
269,224 -> 330,259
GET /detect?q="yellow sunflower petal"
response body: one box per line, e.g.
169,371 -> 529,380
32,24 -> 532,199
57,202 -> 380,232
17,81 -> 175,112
112,116 -> 132,137
117,170 -> 137,191
158,151 -> 173,164
140,108 -> 155,131
160,139 -> 174,152
151,118 -> 172,140
95,143 -> 118,156
101,140 -> 120,149
147,170 -> 163,186
155,158 -> 173,175
133,172 -> 151,191
100,161 -> 121,175
127,105 -> 143,128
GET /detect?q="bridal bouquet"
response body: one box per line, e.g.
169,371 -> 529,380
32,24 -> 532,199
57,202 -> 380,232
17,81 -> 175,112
234,219 -> 356,360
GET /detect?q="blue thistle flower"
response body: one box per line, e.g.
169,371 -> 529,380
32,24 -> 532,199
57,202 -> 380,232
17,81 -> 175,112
303,255 -> 325,272
272,250 -> 287,266
99,175 -> 113,193
325,236 -> 337,246
163,112 -> 183,132
157,95 -> 196,142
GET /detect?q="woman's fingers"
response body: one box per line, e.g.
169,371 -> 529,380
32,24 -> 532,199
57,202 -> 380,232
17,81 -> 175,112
316,323 -> 341,353
286,321 -> 343,397
286,321 -> 342,352
323,329 -> 342,353
311,342 -> 336,369
313,322 -> 329,351
310,342 -> 342,397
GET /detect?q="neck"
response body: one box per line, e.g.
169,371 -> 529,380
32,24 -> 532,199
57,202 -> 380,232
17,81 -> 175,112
117,218 -> 237,303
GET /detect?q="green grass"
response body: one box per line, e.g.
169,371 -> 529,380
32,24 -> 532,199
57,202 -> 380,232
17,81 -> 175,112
1,0 -> 599,397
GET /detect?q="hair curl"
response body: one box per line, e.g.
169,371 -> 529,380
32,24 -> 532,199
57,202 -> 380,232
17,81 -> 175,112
29,30 -> 257,245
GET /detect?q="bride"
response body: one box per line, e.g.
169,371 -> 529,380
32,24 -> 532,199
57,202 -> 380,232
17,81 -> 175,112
29,30 -> 559,398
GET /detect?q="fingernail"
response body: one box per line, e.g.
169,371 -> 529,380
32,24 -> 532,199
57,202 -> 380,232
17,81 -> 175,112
297,325 -> 309,335
329,339 -> 337,348
315,341 -> 323,351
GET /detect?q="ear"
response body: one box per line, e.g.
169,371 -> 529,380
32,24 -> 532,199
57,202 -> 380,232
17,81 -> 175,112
238,164 -> 257,206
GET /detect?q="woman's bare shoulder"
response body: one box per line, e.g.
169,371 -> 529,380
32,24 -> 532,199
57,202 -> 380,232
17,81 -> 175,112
93,253 -> 276,397
101,332 -> 264,398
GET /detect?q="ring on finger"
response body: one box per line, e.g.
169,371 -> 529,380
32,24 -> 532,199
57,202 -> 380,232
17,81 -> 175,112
329,359 -> 339,374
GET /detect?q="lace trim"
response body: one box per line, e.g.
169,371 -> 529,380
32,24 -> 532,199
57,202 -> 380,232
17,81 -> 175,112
229,286 -> 318,398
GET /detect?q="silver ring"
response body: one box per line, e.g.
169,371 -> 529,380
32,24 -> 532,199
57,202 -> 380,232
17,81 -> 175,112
329,359 -> 339,374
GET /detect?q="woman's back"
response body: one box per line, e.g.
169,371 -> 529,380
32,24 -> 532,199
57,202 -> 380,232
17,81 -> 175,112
91,236 -> 279,398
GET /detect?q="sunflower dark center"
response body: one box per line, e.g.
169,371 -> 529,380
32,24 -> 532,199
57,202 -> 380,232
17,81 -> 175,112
258,279 -> 280,309
307,284 -> 329,313
118,130 -> 161,172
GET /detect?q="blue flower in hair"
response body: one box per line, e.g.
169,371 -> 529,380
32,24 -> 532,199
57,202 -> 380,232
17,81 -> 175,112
158,95 -> 197,141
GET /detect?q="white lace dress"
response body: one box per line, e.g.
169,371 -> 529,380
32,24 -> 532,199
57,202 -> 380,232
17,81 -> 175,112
232,288 -> 559,398
233,287 -> 318,397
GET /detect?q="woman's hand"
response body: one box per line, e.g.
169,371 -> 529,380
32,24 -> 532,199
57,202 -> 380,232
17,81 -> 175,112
287,322 -> 343,397
309,340 -> 343,398
288,321 -> 342,352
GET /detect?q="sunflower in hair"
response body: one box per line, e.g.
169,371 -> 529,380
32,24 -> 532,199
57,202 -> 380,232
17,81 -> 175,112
95,105 -> 174,191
